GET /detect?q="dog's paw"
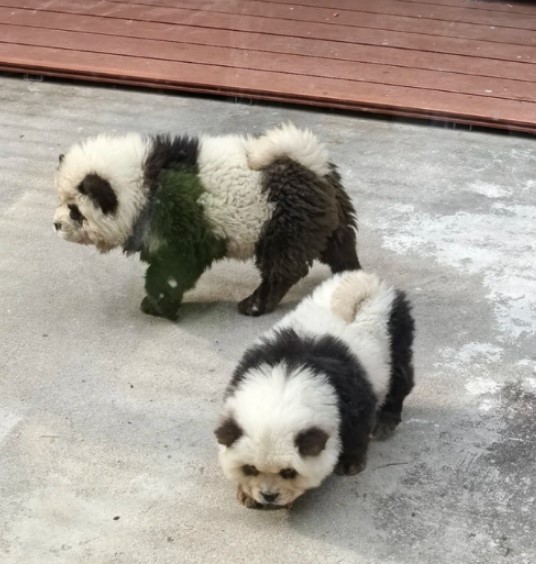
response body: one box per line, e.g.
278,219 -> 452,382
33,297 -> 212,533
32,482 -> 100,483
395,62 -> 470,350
238,294 -> 265,317
371,415 -> 400,441
140,296 -> 179,321
371,421 -> 396,441
334,459 -> 367,476
140,296 -> 161,317
237,486 -> 263,509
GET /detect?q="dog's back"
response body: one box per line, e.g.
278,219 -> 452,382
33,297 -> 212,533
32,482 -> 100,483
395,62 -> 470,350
274,271 -> 402,405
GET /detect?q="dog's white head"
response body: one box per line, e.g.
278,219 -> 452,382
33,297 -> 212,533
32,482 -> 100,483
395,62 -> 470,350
215,363 -> 340,508
53,133 -> 149,252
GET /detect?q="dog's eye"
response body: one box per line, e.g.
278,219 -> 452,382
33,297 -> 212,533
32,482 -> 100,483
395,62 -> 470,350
68,204 -> 84,222
242,464 -> 259,476
280,468 -> 297,479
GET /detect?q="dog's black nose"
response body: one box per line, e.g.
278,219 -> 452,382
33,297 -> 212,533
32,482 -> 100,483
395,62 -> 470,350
54,221 -> 61,231
261,492 -> 278,503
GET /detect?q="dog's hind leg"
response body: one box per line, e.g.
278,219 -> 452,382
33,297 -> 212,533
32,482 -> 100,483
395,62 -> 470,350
238,158 -> 340,316
320,224 -> 360,273
372,291 -> 415,440
372,364 -> 414,440
238,267 -> 307,316
320,164 -> 360,273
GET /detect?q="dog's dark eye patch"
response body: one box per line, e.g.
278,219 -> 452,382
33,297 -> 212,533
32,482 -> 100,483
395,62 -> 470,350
78,173 -> 118,215
242,464 -> 259,477
215,417 -> 243,447
279,468 -> 297,480
68,204 -> 84,222
295,427 -> 329,457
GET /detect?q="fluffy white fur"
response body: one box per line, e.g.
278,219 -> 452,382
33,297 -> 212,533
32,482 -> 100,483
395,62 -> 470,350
274,271 -> 394,404
53,133 -> 150,251
219,364 -> 340,507
246,122 -> 330,177
197,135 -> 273,260
53,123 -> 330,258
218,271 -> 397,507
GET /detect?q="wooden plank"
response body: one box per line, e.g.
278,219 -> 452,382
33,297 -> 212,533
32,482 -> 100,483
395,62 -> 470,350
1,42 -> 534,129
260,0 -> 536,27
398,0 -> 536,15
2,23 -> 534,103
407,0 -> 536,15
110,0 -> 536,44
5,0 -> 536,63
1,7 -> 533,84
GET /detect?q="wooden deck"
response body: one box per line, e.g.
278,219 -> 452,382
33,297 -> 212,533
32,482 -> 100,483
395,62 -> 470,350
1,0 -> 535,133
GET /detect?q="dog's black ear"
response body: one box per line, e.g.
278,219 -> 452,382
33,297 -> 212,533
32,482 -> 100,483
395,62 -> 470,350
78,173 -> 118,215
58,154 -> 65,164
295,427 -> 329,457
215,417 -> 243,447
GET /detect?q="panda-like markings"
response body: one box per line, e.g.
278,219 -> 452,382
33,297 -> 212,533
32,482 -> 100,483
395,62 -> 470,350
53,123 -> 360,320
215,270 -> 415,509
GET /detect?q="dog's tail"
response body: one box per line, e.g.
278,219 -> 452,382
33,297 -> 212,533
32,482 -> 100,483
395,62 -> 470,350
246,122 -> 330,177
330,271 -> 388,324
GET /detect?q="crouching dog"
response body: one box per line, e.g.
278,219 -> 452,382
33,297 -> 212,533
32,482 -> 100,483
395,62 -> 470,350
215,270 -> 415,509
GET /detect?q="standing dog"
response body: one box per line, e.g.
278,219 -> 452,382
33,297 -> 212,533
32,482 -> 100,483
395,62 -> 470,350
53,123 -> 359,319
215,270 -> 415,509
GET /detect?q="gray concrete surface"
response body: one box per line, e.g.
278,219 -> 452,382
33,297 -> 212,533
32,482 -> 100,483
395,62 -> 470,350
1,76 -> 535,564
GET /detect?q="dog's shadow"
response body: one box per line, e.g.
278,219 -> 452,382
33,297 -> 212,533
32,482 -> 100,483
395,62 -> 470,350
147,262 -> 334,346
279,403 -> 496,558
108,260 -> 333,331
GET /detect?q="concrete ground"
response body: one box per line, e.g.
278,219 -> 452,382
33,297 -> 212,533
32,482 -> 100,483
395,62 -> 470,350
1,76 -> 535,564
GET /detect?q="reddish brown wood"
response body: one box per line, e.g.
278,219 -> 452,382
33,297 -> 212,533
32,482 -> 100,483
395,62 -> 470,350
1,42 -> 534,122
104,0 -> 536,43
0,0 -> 535,133
256,0 -> 536,26
6,0 -> 536,62
2,23 -> 534,103
398,0 -> 536,14
1,7 -> 532,83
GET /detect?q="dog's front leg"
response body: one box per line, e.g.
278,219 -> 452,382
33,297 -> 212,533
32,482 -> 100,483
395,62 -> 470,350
334,425 -> 370,476
142,255 -> 200,320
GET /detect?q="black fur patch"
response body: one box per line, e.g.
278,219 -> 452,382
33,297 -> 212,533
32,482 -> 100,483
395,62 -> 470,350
123,135 -> 199,254
388,291 -> 415,394
320,164 -> 360,272
242,464 -> 259,476
228,328 -> 377,467
374,290 -> 415,437
78,173 -> 118,215
295,427 -> 329,457
238,158 -> 359,316
215,417 -> 243,447
279,468 -> 297,479
258,158 -> 340,281
68,203 -> 84,222
123,199 -> 155,255
144,134 -> 199,193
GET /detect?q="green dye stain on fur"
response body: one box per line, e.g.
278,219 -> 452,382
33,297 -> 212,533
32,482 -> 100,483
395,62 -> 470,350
140,168 -> 226,320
